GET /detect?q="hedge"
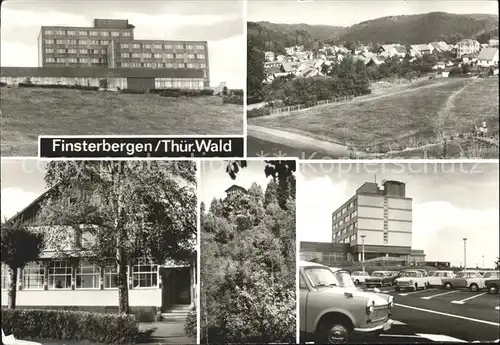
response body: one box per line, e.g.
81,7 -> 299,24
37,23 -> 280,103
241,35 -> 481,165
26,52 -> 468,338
222,95 -> 243,105
0,82 -> 7,87
17,83 -> 99,91
120,88 -> 146,94
1,309 -> 138,344
149,88 -> 214,96
230,89 -> 244,96
184,307 -> 197,341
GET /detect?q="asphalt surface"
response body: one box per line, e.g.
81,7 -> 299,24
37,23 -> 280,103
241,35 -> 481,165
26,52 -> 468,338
247,136 -> 354,159
352,285 -> 500,343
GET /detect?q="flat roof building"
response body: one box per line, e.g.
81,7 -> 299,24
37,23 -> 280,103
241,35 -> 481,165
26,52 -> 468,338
36,18 -> 209,87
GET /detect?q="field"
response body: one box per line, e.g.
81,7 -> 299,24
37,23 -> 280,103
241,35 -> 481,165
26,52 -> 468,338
249,77 -> 499,157
1,87 -> 243,156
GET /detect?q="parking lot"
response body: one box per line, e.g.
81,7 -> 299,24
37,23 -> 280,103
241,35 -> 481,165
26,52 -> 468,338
358,285 -> 500,343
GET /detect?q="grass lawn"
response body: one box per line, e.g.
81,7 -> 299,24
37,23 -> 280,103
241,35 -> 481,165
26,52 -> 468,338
250,77 -> 497,155
0,87 -> 243,156
444,77 -> 499,134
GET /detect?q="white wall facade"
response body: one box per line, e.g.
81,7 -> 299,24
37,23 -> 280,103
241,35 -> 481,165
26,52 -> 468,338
1,289 -> 161,307
358,194 -> 384,208
358,218 -> 384,231
358,206 -> 383,219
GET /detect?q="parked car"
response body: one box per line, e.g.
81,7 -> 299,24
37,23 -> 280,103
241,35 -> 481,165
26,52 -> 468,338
365,271 -> 396,287
426,270 -> 456,287
351,271 -> 370,285
468,271 -> 500,292
442,271 -> 483,290
485,278 -> 500,294
299,261 -> 394,344
394,270 -> 430,292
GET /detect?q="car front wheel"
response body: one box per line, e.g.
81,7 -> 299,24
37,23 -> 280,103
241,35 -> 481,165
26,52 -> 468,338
317,319 -> 352,344
444,282 -> 452,290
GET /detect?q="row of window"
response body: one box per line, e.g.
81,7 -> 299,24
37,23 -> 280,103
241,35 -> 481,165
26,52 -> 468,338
333,221 -> 358,237
1,260 -> 158,290
45,57 -> 104,63
155,78 -> 205,89
45,39 -> 110,45
45,30 -> 130,37
333,199 -> 358,221
333,211 -> 357,229
45,48 -> 107,54
120,43 -> 204,50
300,251 -> 348,262
120,52 -> 205,60
119,62 -> 206,69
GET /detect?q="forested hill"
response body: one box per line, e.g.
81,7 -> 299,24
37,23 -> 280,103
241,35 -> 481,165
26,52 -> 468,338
249,12 -> 498,51
256,21 -> 346,42
248,21 -> 344,52
338,12 -> 499,45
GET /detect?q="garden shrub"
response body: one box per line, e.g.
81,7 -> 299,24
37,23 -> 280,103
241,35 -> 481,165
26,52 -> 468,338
1,309 -> 138,344
247,108 -> 270,118
0,82 -> 7,87
17,83 -> 99,91
184,307 -> 197,341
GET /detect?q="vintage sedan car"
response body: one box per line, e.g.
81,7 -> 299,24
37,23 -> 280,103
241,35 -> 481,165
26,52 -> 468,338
485,278 -> 500,294
467,271 -> 500,292
365,271 -> 396,287
426,270 -> 456,287
442,271 -> 483,290
351,271 -> 370,285
300,261 -> 394,344
394,270 -> 430,291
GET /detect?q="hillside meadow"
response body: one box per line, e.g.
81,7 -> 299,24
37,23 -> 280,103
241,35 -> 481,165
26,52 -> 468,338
250,77 -> 499,155
0,87 -> 243,156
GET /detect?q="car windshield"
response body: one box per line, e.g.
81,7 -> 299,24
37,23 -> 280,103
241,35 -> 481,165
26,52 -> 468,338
400,271 -> 419,277
372,272 -> 384,277
304,267 -> 339,288
334,271 -> 356,288
483,272 -> 500,278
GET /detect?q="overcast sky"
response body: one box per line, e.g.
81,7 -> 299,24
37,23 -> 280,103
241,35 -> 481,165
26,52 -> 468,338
297,162 -> 499,268
248,0 -> 499,26
200,160 -> 275,209
0,0 -> 245,88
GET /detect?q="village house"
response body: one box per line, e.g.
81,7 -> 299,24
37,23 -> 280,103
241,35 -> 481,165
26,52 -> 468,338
489,38 -> 499,47
0,185 -> 196,321
264,51 -> 275,62
477,47 -> 499,67
432,61 -> 446,70
462,54 -> 478,64
429,41 -> 451,53
456,39 -> 481,58
410,44 -> 434,57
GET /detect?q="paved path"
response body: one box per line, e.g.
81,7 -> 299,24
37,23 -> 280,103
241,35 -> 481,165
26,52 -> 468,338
247,124 -> 368,159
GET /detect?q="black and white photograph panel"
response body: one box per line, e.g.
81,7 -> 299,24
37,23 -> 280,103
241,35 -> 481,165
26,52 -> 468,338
297,162 -> 499,344
0,0 -> 245,156
1,159 -> 198,345
199,160 -> 297,344
247,0 -> 499,159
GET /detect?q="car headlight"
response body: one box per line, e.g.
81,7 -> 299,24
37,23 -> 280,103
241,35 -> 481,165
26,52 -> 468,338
409,280 -> 413,285
366,300 -> 374,315
388,296 -> 394,309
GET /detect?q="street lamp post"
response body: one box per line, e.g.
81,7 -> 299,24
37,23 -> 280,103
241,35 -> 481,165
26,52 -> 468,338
361,235 -> 366,272
463,238 -> 467,270
482,255 -> 485,269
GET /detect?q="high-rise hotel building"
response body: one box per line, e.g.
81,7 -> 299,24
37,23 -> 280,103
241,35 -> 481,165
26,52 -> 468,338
37,19 -> 210,87
331,180 -> 420,262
